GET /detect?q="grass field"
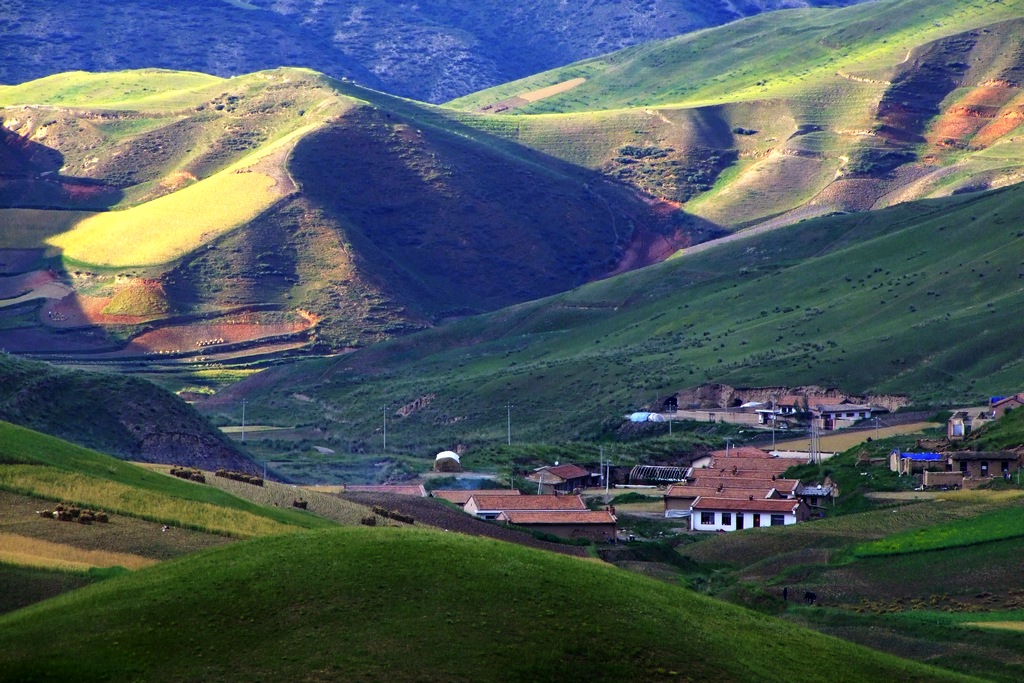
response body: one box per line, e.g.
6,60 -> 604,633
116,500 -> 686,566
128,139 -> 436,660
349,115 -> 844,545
852,504 -> 1024,558
0,527 -> 979,683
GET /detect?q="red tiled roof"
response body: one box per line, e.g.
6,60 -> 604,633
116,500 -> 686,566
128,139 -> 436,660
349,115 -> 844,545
690,476 -> 800,494
344,484 -> 427,497
707,457 -> 792,475
665,485 -> 772,500
432,489 -> 520,505
498,511 -> 616,525
466,494 -> 587,511
692,496 -> 802,513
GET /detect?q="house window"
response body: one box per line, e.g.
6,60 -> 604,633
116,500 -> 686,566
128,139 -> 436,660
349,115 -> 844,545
752,514 -> 761,528
960,461 -> 968,474
770,514 -> 785,526
721,513 -> 732,526
700,512 -> 714,525
981,461 -> 989,476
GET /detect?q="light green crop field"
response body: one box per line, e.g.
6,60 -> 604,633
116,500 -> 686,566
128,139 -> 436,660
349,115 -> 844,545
0,70 -> 223,110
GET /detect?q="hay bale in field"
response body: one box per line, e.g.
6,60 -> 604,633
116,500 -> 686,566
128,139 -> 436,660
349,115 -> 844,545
95,512 -> 109,523
39,510 -> 51,519
361,516 -> 377,526
292,499 -> 308,509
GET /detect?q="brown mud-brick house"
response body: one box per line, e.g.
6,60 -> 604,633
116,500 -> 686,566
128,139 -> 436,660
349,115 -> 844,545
526,464 -> 592,494
949,451 -> 1021,479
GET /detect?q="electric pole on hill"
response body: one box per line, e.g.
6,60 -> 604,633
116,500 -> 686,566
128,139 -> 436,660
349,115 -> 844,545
506,403 -> 513,445
241,399 -> 247,443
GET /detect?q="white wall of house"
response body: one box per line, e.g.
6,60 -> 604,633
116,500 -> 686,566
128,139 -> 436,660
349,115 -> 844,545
690,509 -> 796,532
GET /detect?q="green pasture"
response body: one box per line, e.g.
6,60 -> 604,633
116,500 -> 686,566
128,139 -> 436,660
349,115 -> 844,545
219,180 -> 1024,450
0,527 -> 978,683
0,69 -> 223,109
852,504 -> 1024,558
449,0 -> 1024,113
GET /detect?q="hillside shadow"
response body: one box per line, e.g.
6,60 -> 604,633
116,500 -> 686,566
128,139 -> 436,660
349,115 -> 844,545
293,78 -> 730,323
0,126 -> 124,212
0,127 -> 126,355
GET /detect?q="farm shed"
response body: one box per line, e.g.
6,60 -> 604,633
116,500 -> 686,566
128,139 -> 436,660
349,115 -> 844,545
629,464 -> 690,484
526,464 -> 593,494
690,497 -> 810,532
497,510 -> 617,542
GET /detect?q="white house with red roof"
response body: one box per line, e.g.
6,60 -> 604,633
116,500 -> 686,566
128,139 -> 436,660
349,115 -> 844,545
690,496 -> 810,532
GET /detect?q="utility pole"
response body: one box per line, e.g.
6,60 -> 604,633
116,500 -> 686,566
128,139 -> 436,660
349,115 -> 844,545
241,399 -> 247,443
506,403 -> 513,445
382,406 -> 387,453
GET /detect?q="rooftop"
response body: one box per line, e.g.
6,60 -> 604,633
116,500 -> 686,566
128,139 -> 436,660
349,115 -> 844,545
498,511 -> 616,525
466,494 -> 587,512
692,497 -> 803,513
432,489 -> 521,505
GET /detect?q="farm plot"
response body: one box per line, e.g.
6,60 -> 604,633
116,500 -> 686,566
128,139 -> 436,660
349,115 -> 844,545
120,313 -> 313,356
0,490 -> 231,560
0,465 -> 296,539
0,533 -> 156,572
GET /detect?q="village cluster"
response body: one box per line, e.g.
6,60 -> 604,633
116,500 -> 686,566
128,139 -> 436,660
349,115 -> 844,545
339,393 -> 1024,542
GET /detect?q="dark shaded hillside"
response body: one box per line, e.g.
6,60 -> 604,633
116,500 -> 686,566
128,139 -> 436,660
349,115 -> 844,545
0,355 -> 257,473
0,0 -> 868,103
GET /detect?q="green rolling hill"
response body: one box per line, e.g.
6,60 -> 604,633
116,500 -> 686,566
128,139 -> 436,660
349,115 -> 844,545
204,179 -> 1024,454
0,526 -> 980,683
0,68 -> 677,364
449,0 -> 1024,230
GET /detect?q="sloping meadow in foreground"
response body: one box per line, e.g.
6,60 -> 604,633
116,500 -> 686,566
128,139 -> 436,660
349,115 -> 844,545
0,527 -> 980,683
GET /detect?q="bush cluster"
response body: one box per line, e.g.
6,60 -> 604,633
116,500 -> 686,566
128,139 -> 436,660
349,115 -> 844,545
39,504 -> 109,524
371,505 -> 414,525
170,467 -> 206,483
214,469 -> 264,486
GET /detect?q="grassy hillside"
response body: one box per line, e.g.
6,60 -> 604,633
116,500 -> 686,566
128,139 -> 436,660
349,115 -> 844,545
205,180 -> 1024,454
0,67 -> 679,363
0,526 -> 978,683
0,355 -> 257,472
0,420 -> 332,536
0,0 -> 870,103
448,1 -> 1024,230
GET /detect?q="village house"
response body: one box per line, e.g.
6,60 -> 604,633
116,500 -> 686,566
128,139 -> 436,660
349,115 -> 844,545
889,450 -> 945,475
990,393 -> 1024,418
431,489 -> 520,508
463,494 -> 587,520
690,497 -> 810,532
526,464 -> 593,494
812,403 -> 885,430
949,451 -> 1020,479
496,510 -> 617,542
947,409 -> 994,440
